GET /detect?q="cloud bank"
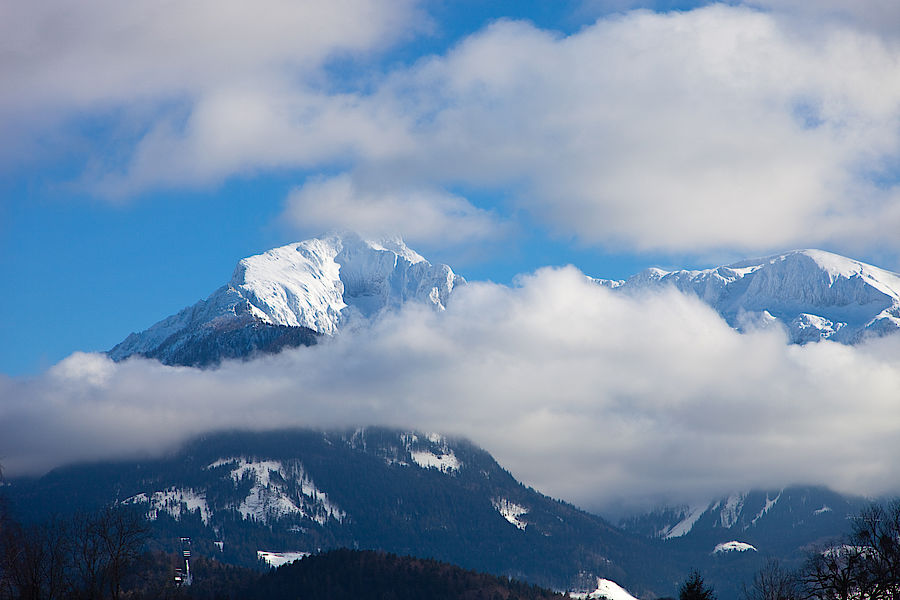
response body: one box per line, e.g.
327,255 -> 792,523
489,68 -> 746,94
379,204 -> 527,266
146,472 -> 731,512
3,267 -> 900,512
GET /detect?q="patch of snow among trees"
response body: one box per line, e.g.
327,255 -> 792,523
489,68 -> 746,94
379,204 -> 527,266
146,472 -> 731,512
402,432 -> 462,473
713,541 -> 757,553
570,578 -> 640,600
208,457 -> 345,524
409,449 -> 461,473
257,550 -> 310,568
125,488 -> 211,524
491,498 -> 528,530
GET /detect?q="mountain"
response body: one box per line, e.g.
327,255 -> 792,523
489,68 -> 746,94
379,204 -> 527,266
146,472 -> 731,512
5,430 -> 876,597
1,428 -> 674,595
108,233 -> 464,366
619,486 -> 871,560
595,249 -> 900,344
109,241 -> 900,367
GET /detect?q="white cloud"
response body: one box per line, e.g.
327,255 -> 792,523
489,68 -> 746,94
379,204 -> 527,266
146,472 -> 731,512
91,4 -> 900,255
89,85 -> 419,195
3,267 -> 900,512
747,0 -> 900,38
9,2 -> 900,255
374,6 -> 900,253
1,0 -> 419,108
282,173 -> 504,247
0,0 -> 422,166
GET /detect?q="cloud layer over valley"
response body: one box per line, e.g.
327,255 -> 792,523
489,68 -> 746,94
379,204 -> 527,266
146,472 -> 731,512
3,267 -> 899,513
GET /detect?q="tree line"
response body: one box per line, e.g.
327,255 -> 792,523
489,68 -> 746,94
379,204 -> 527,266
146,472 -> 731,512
0,503 -> 149,600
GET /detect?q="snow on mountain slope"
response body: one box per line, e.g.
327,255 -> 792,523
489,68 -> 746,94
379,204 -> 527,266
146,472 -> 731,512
571,578 -> 640,600
126,457 -> 345,526
594,249 -> 900,344
492,497 -> 529,530
209,457 -> 345,524
402,433 -> 462,474
620,486 -> 870,557
109,233 -> 464,365
122,430 -> 473,531
633,490 -> 782,540
713,541 -> 757,554
126,488 -> 212,524
257,550 -> 310,567
5,427 -> 674,594
662,504 -> 709,539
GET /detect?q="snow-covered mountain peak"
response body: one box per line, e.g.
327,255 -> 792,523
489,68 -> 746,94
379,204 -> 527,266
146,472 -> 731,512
229,233 -> 443,329
597,248 -> 900,344
109,232 -> 464,366
359,234 -> 427,264
228,237 -> 345,332
236,232 -> 463,323
727,249 -> 900,304
732,249 -> 881,280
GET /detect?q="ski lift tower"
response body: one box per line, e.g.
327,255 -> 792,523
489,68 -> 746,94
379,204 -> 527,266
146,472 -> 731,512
174,537 -> 193,586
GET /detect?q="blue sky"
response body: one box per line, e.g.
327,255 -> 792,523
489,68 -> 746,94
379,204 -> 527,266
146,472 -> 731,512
3,0 -> 900,376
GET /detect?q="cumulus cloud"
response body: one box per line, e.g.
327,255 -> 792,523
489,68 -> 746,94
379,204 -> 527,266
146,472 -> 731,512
3,266 -> 900,513
9,2 -> 900,255
87,85 -> 420,196
94,4 -> 900,255
282,174 -> 505,248
372,6 -> 900,254
1,0 -> 419,108
0,0 -> 421,167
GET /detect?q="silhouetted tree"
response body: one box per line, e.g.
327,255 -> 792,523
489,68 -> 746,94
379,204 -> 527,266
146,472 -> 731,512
0,505 -> 148,600
801,500 -> 900,600
850,500 -> 900,600
69,505 -> 149,600
0,517 -> 69,600
743,559 -> 799,600
680,570 -> 716,600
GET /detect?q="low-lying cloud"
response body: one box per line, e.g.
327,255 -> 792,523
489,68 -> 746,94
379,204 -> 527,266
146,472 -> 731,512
3,266 -> 900,513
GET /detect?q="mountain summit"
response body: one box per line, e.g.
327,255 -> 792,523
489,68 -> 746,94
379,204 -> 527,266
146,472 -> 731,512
595,249 -> 900,344
109,233 -> 464,366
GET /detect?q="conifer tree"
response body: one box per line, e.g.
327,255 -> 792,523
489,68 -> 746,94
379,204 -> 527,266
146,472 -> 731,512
680,570 -> 716,600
